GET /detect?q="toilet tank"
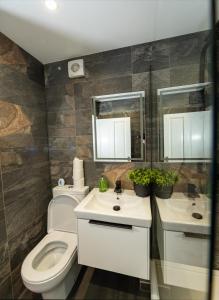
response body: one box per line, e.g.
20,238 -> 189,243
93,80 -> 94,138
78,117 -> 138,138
52,185 -> 89,202
48,185 -> 89,234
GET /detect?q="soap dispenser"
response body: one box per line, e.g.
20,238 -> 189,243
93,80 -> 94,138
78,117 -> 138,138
98,176 -> 108,192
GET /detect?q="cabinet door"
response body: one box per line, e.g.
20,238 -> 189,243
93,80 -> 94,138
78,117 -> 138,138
77,219 -> 150,280
164,230 -> 208,268
164,114 -> 184,159
203,110 -> 212,159
114,118 -> 131,158
164,111 -> 210,160
184,111 -> 204,159
96,119 -> 114,158
96,117 -> 131,159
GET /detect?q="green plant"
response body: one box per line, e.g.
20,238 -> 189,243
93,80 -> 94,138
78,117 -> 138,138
154,169 -> 178,187
128,168 -> 152,186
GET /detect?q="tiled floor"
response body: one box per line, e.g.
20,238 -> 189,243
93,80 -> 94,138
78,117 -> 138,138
20,267 -> 150,300
69,267 -> 151,300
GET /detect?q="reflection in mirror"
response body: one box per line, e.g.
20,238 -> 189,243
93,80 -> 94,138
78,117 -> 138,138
158,82 -> 213,162
92,91 -> 145,162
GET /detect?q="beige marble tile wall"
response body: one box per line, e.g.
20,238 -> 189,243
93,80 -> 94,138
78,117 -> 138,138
0,33 -> 51,299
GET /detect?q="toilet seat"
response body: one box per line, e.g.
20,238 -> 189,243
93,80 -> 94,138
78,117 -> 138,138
21,231 -> 77,285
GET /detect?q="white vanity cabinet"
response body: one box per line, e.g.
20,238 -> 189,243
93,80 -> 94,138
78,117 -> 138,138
156,208 -> 209,291
156,209 -> 208,268
77,218 -> 150,280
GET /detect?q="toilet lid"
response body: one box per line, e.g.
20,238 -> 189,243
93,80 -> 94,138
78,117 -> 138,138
48,194 -> 79,233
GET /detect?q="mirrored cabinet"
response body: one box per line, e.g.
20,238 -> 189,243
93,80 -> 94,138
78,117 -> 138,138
92,91 -> 145,162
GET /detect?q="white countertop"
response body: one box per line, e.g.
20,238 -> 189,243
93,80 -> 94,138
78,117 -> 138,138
75,188 -> 152,228
156,192 -> 210,234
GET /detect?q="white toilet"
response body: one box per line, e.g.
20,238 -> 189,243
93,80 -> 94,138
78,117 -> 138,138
21,185 -> 89,299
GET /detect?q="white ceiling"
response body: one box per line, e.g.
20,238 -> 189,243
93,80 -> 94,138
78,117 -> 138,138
0,0 -> 212,64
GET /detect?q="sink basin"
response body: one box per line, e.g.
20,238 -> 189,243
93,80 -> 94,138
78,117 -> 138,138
74,188 -> 152,228
156,193 -> 210,234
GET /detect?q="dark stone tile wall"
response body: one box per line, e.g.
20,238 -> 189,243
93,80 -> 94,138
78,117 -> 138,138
45,46 -> 150,188
150,31 -> 212,194
45,30 -> 210,193
0,33 -> 51,299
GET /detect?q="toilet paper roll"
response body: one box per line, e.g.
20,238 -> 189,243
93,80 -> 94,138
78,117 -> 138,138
73,170 -> 84,180
73,157 -> 84,180
73,177 -> 85,188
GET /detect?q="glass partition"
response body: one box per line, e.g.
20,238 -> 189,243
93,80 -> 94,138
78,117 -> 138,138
151,1 -> 214,300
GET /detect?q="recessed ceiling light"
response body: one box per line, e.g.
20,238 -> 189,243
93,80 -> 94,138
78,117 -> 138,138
45,0 -> 58,10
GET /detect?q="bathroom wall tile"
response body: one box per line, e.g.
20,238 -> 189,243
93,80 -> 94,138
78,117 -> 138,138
0,147 -> 49,173
21,50 -> 45,86
47,110 -> 76,128
83,161 -> 106,188
84,50 -> 131,79
46,92 -> 75,112
49,137 -> 75,150
0,66 -> 45,107
0,209 -> 7,244
49,149 -> 75,162
75,109 -> 92,136
76,135 -> 92,146
151,40 -> 170,71
170,64 -> 200,86
0,173 -> 4,211
48,126 -> 75,138
50,161 -> 73,186
44,60 -> 69,87
132,72 -> 149,92
8,215 -> 46,271
2,162 -> 50,239
0,276 -> 13,299
4,193 -> 36,240
131,43 -> 152,73
76,144 -> 93,160
0,243 -> 11,286
0,32 -> 50,299
169,31 -> 210,67
75,135 -> 93,159
11,264 -> 26,299
74,75 -> 132,111
151,68 -> 171,91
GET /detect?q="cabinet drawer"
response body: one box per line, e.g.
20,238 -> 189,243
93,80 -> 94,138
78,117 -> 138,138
165,230 -> 209,267
77,219 -> 150,280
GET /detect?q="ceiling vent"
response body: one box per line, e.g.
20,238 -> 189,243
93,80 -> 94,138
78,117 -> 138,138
68,59 -> 85,78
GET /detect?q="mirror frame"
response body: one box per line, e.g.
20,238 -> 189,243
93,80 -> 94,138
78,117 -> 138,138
157,82 -> 212,163
92,91 -> 145,162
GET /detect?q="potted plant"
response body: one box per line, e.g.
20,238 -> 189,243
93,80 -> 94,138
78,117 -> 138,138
153,169 -> 178,199
128,168 -> 152,197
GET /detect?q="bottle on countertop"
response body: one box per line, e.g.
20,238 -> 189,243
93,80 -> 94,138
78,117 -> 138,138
98,176 -> 108,192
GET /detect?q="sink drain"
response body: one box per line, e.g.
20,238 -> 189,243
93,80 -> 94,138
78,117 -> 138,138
192,212 -> 203,220
113,205 -> 120,211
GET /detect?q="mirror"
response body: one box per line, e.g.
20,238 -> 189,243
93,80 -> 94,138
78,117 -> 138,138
92,91 -> 145,162
158,82 -> 212,162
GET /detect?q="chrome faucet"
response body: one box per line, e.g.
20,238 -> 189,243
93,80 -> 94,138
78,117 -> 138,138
114,180 -> 122,194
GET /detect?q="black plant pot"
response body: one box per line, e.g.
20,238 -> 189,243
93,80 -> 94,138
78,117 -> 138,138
154,184 -> 173,199
134,183 -> 150,197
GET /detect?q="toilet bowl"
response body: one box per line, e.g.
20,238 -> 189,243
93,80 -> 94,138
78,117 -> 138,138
21,186 -> 89,299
